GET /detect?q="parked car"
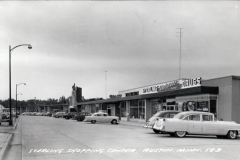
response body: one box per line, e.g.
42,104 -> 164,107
31,112 -> 37,116
153,111 -> 240,139
36,112 -> 44,116
143,110 -> 180,133
84,112 -> 119,124
45,112 -> 52,117
72,112 -> 91,121
63,112 -> 77,119
53,112 -> 65,118
1,113 -> 9,122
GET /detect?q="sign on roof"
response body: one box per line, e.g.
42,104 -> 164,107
142,77 -> 201,94
119,77 -> 202,97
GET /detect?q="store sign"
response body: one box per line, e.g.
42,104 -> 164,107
142,77 -> 201,94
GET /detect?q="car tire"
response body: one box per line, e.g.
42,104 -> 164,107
227,130 -> 237,139
111,119 -> 118,124
153,129 -> 160,134
91,120 -> 96,124
169,133 -> 175,137
175,131 -> 186,138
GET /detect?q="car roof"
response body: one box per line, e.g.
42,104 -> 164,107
159,110 -> 180,114
178,111 -> 213,116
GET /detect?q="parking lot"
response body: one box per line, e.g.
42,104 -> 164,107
5,115 -> 240,160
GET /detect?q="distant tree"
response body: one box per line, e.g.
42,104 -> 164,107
58,96 -> 66,103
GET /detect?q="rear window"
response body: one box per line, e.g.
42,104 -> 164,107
173,113 -> 185,119
202,115 -> 213,121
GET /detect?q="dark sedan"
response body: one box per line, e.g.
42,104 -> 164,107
1,113 -> 9,122
63,112 -> 77,119
45,112 -> 52,117
143,110 -> 180,133
72,112 -> 91,121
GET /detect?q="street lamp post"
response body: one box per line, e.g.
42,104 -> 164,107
9,44 -> 32,126
16,93 -> 22,120
16,83 -> 26,118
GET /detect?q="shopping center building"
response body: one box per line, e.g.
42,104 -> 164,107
75,75 -> 240,123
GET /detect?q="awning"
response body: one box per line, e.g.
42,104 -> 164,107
77,86 -> 219,105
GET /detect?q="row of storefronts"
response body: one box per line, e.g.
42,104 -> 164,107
74,75 -> 240,123
35,75 -> 239,123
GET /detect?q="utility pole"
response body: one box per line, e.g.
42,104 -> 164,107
105,71 -> 107,99
176,28 -> 183,80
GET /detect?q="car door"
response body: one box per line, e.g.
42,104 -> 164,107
201,115 -> 219,134
95,114 -> 102,122
99,113 -> 108,122
185,114 -> 202,134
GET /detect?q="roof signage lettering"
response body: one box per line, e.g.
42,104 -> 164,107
142,77 -> 201,94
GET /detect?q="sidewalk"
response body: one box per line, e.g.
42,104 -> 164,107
119,118 -> 145,127
0,118 -> 18,160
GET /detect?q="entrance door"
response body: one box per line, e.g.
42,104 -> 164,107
107,108 -> 111,116
210,100 -> 217,115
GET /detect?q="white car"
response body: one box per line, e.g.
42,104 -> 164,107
153,111 -> 240,139
84,112 -> 119,124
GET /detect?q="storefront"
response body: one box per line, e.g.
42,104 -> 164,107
77,76 -> 240,123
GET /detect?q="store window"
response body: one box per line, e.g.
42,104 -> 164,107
130,100 -> 145,119
130,100 -> 138,118
139,100 -> 145,119
91,105 -> 97,113
121,102 -> 126,117
176,94 -> 218,114
151,101 -> 159,116
166,100 -> 178,111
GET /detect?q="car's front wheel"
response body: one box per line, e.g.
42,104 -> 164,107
153,129 -> 160,134
175,131 -> 186,137
111,119 -> 118,124
227,130 -> 237,139
91,120 -> 96,124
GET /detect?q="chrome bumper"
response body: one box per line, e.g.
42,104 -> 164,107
153,125 -> 164,131
143,123 -> 153,129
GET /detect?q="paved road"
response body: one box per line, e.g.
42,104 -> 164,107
5,116 -> 240,160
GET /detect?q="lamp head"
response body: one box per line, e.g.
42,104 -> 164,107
28,44 -> 32,49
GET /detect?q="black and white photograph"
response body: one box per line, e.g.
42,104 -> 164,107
0,1 -> 240,160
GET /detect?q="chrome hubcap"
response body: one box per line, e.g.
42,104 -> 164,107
177,131 -> 185,136
230,131 -> 236,138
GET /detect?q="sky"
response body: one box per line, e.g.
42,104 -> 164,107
1,1 -> 240,101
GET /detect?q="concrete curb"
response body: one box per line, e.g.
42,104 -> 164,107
13,116 -> 20,130
0,134 -> 13,160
